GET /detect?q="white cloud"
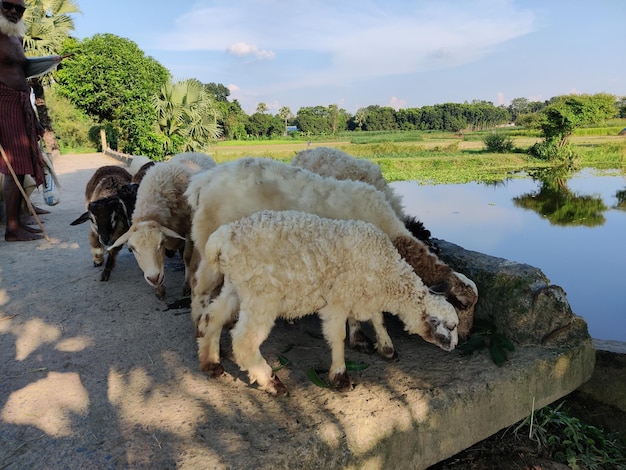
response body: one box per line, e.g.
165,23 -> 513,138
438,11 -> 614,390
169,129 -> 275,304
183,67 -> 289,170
155,0 -> 536,101
389,96 -> 407,110
226,42 -> 276,60
227,84 -> 240,92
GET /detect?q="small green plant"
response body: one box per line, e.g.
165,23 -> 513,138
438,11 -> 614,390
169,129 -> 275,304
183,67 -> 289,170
483,132 -> 514,153
514,402 -> 626,469
457,317 -> 515,366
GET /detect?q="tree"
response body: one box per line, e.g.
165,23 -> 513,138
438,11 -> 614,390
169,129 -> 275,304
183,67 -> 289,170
256,102 -> 269,114
530,93 -> 617,161
204,82 -> 230,102
23,0 -> 80,159
278,106 -> 293,135
220,99 -> 248,140
153,79 -> 222,156
56,33 -> 170,156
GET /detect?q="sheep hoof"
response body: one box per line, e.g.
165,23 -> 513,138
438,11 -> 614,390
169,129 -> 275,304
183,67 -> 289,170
331,372 -> 353,392
93,260 -> 103,267
378,346 -> 398,361
100,271 -> 111,282
155,285 -> 166,300
265,374 -> 288,397
201,362 -> 225,378
350,330 -> 375,354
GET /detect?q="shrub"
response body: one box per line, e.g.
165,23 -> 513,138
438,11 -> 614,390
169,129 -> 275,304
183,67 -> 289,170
483,132 -> 514,153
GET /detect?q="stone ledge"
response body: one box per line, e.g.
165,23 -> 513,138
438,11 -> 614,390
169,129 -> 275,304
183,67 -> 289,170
176,238 -> 596,469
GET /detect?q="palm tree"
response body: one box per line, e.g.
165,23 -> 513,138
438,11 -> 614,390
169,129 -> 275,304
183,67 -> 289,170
278,106 -> 293,136
256,102 -> 269,114
153,79 -> 223,155
22,0 -> 81,159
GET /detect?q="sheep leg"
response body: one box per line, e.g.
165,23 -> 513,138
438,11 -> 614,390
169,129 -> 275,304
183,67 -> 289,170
191,258 -> 223,335
101,245 -> 121,281
347,318 -> 375,354
231,308 -> 287,396
197,286 -> 238,378
181,236 -> 194,297
369,313 -> 398,360
318,307 -> 352,392
89,226 -> 104,267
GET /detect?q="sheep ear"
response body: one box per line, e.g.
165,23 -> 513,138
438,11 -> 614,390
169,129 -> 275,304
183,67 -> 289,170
108,230 -> 132,250
70,212 -> 90,226
429,282 -> 449,296
159,226 -> 186,241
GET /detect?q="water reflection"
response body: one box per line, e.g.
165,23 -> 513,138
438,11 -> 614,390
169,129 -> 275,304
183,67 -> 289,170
514,167 -> 607,227
393,167 -> 626,342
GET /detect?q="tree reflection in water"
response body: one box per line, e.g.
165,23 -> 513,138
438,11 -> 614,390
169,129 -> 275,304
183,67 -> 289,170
513,166 -> 608,227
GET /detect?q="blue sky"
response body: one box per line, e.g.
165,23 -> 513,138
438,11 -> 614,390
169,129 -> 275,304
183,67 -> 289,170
71,0 -> 626,115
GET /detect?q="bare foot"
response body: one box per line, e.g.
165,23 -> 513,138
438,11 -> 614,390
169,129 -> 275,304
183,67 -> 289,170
19,224 -> 43,234
32,205 -> 50,215
21,216 -> 45,226
5,228 -> 44,242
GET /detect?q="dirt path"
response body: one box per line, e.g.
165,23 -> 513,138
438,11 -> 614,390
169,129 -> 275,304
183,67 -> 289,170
0,153 -> 209,468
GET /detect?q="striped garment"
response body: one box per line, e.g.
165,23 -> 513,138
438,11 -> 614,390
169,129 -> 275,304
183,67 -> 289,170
0,81 -> 44,185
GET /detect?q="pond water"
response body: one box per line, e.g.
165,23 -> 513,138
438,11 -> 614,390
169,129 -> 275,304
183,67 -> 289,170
392,168 -> 626,342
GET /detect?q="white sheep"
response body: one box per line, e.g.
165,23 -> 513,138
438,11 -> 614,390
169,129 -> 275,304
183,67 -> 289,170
128,155 -> 153,177
109,162 -> 196,299
292,147 -> 406,219
196,210 -> 459,396
186,157 -> 477,341
166,151 -> 217,173
291,147 -> 441,345
109,152 -> 216,298
291,146 -> 439,254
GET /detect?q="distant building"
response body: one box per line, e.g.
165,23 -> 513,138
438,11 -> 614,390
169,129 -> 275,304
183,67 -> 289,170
286,125 -> 299,133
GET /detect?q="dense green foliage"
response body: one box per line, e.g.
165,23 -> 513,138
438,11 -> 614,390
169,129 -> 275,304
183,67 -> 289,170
483,132 -> 514,153
515,402 -> 626,469
152,79 -> 222,156
530,93 -> 618,162
55,34 -> 170,155
44,88 -> 95,151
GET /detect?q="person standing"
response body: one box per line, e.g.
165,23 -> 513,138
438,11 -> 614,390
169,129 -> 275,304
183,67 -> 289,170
0,0 -> 46,241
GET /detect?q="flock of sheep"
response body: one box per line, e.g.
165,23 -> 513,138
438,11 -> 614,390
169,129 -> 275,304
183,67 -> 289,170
70,147 -> 478,396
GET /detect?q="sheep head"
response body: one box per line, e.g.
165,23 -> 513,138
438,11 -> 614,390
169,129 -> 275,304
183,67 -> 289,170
109,220 -> 185,288
404,293 -> 459,352
430,272 -> 478,340
392,234 -> 478,341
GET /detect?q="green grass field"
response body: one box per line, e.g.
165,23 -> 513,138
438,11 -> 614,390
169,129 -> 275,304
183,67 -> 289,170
209,131 -> 626,184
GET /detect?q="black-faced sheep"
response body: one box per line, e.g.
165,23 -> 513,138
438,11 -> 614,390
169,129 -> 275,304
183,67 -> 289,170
185,157 -> 477,340
70,165 -> 134,281
108,154 -> 215,299
196,210 -> 459,396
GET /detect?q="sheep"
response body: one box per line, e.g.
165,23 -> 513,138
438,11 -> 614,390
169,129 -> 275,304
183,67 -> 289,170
186,157 -> 477,341
166,151 -> 217,173
108,161 -> 201,299
69,165 -> 134,281
128,155 -> 153,177
292,147 -> 439,253
292,147 -> 406,218
131,161 -> 156,185
292,147 -> 442,346
196,210 -> 459,396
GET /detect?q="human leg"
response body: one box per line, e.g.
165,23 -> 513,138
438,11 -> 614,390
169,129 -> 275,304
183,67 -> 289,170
3,173 -> 43,241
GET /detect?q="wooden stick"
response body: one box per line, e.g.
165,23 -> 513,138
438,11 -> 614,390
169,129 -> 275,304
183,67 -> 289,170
0,144 -> 50,241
